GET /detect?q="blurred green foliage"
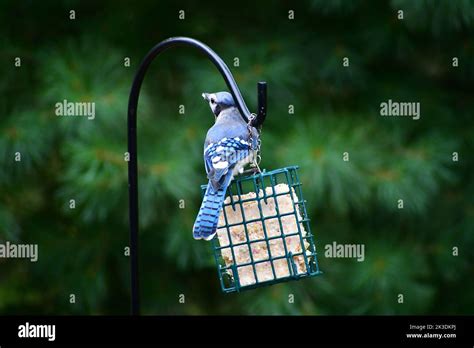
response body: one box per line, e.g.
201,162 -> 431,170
0,0 -> 473,315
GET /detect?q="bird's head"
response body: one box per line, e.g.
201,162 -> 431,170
202,91 -> 235,117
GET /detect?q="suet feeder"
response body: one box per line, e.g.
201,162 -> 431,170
202,166 -> 321,292
127,37 -> 321,314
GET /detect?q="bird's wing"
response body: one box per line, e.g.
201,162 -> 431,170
204,137 -> 251,191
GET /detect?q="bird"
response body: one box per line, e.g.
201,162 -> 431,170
193,91 -> 259,241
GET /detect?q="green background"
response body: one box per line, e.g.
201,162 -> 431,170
0,0 -> 473,315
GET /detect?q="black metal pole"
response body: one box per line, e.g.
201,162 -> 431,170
127,37 -> 267,315
255,82 -> 267,129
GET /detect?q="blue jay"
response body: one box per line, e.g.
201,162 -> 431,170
193,91 -> 259,241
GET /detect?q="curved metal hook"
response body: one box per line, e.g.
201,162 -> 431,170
128,36 -> 266,127
127,37 -> 267,315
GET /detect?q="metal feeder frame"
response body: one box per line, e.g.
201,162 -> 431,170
127,37 -> 321,315
203,166 -> 321,293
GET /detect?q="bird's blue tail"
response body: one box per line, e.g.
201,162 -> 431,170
193,183 -> 228,241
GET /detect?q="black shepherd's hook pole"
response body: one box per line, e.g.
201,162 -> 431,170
127,37 -> 267,315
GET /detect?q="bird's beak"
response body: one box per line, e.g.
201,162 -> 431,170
202,93 -> 210,101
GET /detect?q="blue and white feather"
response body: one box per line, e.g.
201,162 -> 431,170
193,92 -> 259,241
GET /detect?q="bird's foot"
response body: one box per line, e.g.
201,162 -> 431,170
250,161 -> 262,174
241,164 -> 261,176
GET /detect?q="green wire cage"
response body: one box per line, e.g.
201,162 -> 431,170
201,166 -> 322,293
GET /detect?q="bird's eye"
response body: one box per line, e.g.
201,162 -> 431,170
210,98 -> 216,104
